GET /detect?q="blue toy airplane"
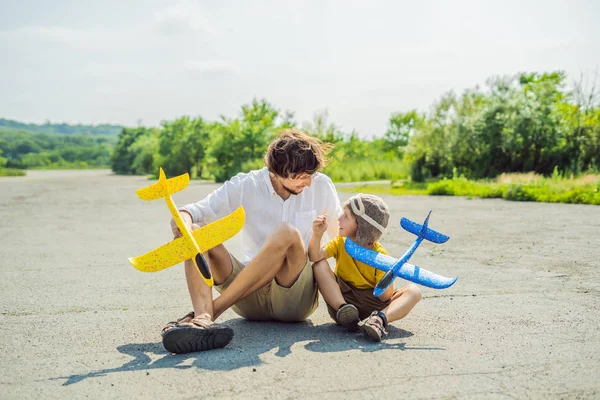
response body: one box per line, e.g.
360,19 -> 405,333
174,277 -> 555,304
344,210 -> 457,296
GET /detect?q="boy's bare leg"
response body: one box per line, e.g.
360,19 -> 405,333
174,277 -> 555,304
381,283 -> 422,323
313,259 -> 345,310
212,223 -> 307,320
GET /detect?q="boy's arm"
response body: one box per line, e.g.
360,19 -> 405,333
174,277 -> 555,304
323,179 -> 343,241
308,232 -> 329,262
308,215 -> 330,262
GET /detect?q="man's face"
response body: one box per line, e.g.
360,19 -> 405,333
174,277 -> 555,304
277,173 -> 313,195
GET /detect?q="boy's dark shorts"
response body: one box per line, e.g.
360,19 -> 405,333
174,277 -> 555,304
326,276 -> 392,321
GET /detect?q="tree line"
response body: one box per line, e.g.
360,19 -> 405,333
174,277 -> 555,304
0,130 -> 114,169
109,99 -> 408,182
0,118 -> 122,136
2,70 -> 598,181
111,71 -> 599,182
405,72 -> 599,181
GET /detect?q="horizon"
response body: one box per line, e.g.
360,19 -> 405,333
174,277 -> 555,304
1,0 -> 599,138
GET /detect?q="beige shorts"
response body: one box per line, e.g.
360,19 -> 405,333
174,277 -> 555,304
215,253 -> 318,322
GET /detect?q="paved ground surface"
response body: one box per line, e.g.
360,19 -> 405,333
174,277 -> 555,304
1,170 -> 599,399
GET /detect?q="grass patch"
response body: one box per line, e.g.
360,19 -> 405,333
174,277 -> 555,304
29,163 -> 111,170
339,181 -> 429,196
344,173 -> 600,205
325,159 -> 409,183
0,168 -> 26,177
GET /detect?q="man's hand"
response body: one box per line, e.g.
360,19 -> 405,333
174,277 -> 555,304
171,211 -> 193,239
312,215 -> 328,236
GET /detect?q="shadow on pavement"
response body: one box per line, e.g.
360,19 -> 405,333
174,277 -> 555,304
55,318 -> 444,386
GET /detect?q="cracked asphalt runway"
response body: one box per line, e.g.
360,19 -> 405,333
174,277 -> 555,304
1,170 -> 599,399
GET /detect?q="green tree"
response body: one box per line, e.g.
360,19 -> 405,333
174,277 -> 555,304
158,117 -> 210,178
111,128 -> 151,174
406,92 -> 457,181
384,110 -> 423,157
130,129 -> 159,174
238,99 -> 279,160
0,149 -> 7,168
567,71 -> 600,173
208,99 -> 282,182
302,110 -> 344,143
208,119 -> 244,182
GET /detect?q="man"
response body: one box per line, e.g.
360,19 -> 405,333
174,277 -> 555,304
161,129 -> 342,354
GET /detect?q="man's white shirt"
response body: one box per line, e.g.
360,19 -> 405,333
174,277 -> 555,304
181,167 -> 343,264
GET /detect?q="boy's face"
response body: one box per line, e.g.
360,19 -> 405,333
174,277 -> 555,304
338,206 -> 358,238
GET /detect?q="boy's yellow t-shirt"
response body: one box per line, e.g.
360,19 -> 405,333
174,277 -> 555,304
324,235 -> 388,289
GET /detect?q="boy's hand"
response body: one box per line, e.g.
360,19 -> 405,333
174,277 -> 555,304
312,215 -> 328,235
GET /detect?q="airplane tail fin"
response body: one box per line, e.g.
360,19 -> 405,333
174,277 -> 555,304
135,168 -> 190,201
400,210 -> 450,244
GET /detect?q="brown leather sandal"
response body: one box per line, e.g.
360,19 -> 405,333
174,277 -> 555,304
358,311 -> 388,342
161,311 -> 194,336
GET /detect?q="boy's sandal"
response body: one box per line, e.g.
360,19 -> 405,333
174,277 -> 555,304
162,317 -> 234,354
336,303 -> 360,329
358,311 -> 388,342
161,311 -> 195,336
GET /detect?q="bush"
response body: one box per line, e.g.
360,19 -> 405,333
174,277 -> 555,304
0,168 -> 26,177
502,184 -> 537,202
427,179 -> 455,195
354,172 -> 600,206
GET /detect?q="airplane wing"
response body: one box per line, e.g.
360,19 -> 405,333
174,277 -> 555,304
345,237 -> 458,289
344,238 -> 396,272
400,217 -> 450,244
129,206 -> 245,272
396,262 -> 458,289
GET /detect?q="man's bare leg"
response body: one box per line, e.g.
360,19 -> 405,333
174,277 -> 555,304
162,241 -> 236,354
182,222 -> 236,321
213,223 -> 307,320
184,259 -> 213,321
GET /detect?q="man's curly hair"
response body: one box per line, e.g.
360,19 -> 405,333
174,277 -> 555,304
264,129 -> 334,178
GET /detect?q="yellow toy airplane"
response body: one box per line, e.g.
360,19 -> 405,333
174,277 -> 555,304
128,168 -> 245,287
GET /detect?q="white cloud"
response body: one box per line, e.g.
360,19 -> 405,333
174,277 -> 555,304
0,25 -> 87,45
153,1 -> 216,37
184,60 -> 240,76
0,24 -> 143,52
0,0 -> 599,133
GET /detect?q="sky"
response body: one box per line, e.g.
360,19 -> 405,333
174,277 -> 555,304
1,0 -> 599,137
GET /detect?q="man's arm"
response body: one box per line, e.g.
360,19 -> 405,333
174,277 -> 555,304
171,209 -> 194,238
171,173 -> 245,236
180,173 -> 244,226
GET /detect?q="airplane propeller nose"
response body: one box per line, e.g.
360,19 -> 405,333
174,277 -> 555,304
374,270 -> 395,297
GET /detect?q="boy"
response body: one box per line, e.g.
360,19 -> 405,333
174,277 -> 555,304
308,193 -> 422,341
